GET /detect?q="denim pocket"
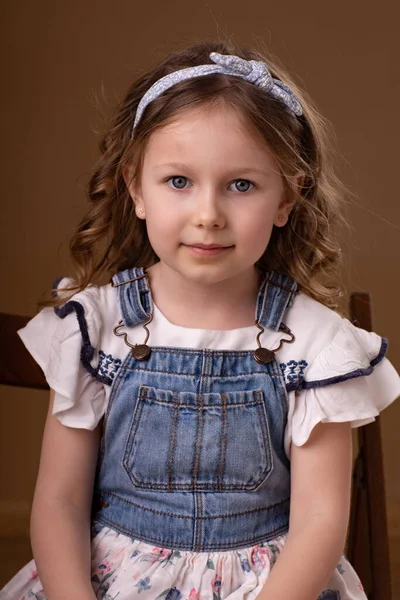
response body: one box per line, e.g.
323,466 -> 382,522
123,386 -> 273,492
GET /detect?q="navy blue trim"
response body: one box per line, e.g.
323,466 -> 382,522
51,276 -> 65,298
285,337 -> 388,392
371,337 -> 388,366
52,276 -> 116,385
54,300 -> 113,386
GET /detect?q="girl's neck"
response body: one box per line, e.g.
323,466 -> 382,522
147,262 -> 261,330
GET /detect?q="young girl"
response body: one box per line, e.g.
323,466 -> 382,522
2,40 -> 399,600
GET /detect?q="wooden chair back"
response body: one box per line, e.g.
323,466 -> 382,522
347,293 -> 392,599
0,313 -> 48,389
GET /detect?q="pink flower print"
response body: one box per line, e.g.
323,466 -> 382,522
211,574 -> 222,591
29,568 -> 38,580
211,574 -> 222,600
251,545 -> 271,575
187,588 -> 201,600
111,545 -> 128,561
151,546 -> 170,560
138,546 -> 172,566
256,547 -> 268,567
97,560 -> 112,575
357,581 -> 365,591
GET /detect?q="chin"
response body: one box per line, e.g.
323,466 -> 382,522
180,262 -> 246,286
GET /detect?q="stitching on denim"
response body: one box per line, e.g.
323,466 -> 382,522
115,267 -> 151,327
120,387 -> 277,491
255,391 -> 267,462
198,523 -> 290,550
120,366 -> 281,377
120,480 -> 272,491
168,392 -> 179,492
257,274 -> 297,331
197,492 -> 205,551
195,495 -> 201,551
208,348 -> 213,379
272,359 -> 290,421
127,348 -> 265,357
254,390 -> 273,489
266,278 -> 298,295
192,394 -> 204,488
94,513 -> 290,550
94,513 -> 289,551
193,492 -> 205,551
137,397 -> 263,408
119,365 -> 281,378
96,489 -> 290,519
216,393 -> 228,492
192,395 -> 199,488
123,410 -> 272,492
204,349 -> 212,378
200,492 -> 205,547
270,360 -> 291,469
193,493 -> 200,550
122,386 -> 147,485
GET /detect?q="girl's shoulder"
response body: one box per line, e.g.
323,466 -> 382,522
17,278 -> 121,430
53,277 -> 119,327
281,291 -> 387,390
18,277 -> 121,389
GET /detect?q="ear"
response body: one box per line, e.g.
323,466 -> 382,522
122,167 -> 146,220
274,172 -> 304,227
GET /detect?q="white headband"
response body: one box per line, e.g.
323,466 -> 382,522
131,52 -> 303,137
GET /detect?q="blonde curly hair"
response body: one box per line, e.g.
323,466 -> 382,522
42,40 -> 351,313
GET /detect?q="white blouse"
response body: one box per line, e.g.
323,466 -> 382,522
18,278 -> 400,458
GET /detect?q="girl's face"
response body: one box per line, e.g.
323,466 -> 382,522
129,104 -> 295,287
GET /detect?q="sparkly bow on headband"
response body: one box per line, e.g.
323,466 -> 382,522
131,52 -> 303,136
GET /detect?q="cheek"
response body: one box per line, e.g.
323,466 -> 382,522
235,208 -> 276,240
143,203 -> 185,251
146,204 -> 184,233
141,185 -> 178,226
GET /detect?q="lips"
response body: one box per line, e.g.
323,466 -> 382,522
186,243 -> 232,249
183,243 -> 234,257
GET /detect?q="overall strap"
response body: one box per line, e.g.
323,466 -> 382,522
112,267 -> 152,327
256,271 -> 298,331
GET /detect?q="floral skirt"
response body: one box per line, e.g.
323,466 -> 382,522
1,525 -> 367,599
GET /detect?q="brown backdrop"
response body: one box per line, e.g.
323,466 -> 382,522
1,0 -> 399,574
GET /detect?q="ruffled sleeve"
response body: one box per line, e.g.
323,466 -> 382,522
17,280 -> 107,430
287,318 -> 400,448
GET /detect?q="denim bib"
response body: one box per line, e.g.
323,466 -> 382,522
93,267 -> 298,552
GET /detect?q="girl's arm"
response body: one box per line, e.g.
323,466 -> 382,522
257,421 -> 353,600
30,389 -> 101,600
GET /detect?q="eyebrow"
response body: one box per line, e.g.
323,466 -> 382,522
153,162 -> 269,176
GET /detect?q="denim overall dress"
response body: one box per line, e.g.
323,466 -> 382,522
92,267 -> 298,552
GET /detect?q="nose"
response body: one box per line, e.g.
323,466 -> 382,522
191,186 -> 226,229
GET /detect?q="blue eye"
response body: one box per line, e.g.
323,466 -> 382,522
167,176 -> 189,189
230,179 -> 255,193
